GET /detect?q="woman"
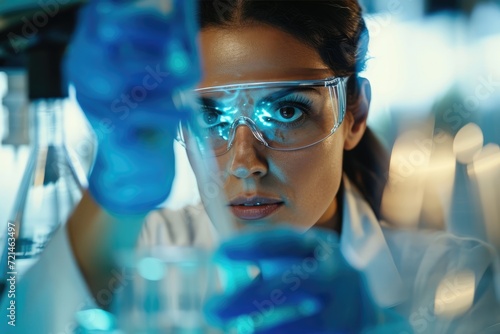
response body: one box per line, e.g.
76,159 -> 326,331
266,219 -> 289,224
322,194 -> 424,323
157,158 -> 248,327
3,1 -> 498,333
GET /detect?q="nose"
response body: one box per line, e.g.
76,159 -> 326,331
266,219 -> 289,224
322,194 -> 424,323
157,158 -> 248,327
228,124 -> 268,179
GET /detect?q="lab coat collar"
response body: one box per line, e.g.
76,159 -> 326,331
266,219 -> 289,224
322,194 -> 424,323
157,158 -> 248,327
340,176 -> 405,307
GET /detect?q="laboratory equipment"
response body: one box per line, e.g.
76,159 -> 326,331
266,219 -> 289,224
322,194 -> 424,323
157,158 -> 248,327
0,3 -> 86,294
114,247 -> 219,333
1,71 -> 29,149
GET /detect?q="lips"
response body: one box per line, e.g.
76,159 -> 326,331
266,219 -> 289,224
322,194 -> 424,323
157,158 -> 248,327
229,196 -> 284,220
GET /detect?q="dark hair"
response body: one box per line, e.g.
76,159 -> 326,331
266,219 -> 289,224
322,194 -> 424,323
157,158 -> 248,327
198,0 -> 389,219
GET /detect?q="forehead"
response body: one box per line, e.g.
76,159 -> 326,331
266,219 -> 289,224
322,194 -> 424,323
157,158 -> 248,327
198,24 -> 332,87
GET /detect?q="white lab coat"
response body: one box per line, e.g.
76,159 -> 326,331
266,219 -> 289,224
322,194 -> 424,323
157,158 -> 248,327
2,177 -> 499,334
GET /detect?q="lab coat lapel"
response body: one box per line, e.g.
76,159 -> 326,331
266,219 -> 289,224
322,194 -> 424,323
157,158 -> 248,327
340,176 -> 405,307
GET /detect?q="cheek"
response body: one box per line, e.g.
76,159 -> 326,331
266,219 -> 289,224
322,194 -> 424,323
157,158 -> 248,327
279,138 -> 344,225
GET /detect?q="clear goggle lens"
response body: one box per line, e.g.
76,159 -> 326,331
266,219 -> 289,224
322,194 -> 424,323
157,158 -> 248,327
178,77 -> 348,156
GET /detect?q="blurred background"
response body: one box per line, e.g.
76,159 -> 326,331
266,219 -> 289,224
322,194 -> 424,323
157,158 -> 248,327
0,0 -> 499,246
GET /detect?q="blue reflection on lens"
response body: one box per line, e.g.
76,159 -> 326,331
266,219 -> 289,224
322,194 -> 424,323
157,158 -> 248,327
255,107 -> 273,128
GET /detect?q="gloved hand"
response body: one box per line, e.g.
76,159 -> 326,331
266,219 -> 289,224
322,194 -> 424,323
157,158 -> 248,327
64,0 -> 200,214
205,227 -> 413,334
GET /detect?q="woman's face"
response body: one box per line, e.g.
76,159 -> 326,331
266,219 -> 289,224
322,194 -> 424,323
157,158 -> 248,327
193,24 -> 359,231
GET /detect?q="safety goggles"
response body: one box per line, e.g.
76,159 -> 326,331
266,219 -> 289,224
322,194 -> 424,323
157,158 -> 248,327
177,77 -> 348,156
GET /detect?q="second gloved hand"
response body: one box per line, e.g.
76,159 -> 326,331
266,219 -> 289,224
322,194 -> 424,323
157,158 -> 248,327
205,227 -> 413,334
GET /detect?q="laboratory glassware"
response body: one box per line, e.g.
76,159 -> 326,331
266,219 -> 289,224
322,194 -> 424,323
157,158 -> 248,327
0,44 -> 86,294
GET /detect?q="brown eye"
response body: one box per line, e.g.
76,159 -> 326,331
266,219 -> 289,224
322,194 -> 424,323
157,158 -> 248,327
269,95 -> 312,124
279,106 -> 297,119
273,105 -> 304,123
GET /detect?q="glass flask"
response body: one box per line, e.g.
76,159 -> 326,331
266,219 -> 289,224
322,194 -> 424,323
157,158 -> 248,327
0,47 -> 87,292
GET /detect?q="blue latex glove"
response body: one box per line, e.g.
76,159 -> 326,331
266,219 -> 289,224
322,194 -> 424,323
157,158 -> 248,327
64,0 -> 200,214
206,227 -> 413,334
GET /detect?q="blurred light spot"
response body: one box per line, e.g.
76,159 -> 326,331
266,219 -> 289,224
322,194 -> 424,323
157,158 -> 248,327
99,24 -> 121,41
0,71 -> 7,97
90,76 -> 113,96
230,298 -> 321,333
453,123 -> 484,164
434,271 -> 475,318
247,263 -> 261,279
169,50 -> 189,74
421,133 -> 456,229
138,257 -> 165,281
75,308 -> 116,331
232,314 -> 254,334
160,0 -> 174,14
468,144 -> 500,249
382,129 -> 432,227
297,298 -> 321,316
471,144 -> 500,174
